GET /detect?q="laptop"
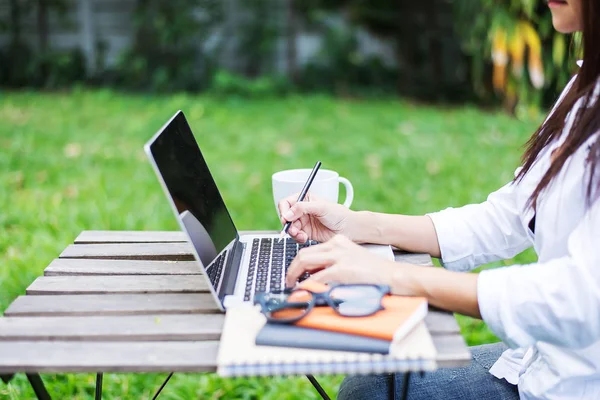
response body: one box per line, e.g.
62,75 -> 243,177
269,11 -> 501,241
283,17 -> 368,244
144,110 -> 317,311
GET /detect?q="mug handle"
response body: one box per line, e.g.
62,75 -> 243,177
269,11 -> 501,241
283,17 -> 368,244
338,177 -> 354,208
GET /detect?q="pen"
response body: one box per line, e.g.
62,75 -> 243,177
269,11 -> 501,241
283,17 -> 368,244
279,161 -> 322,241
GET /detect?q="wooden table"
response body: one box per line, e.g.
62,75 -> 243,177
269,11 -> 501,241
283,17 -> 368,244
0,231 -> 470,399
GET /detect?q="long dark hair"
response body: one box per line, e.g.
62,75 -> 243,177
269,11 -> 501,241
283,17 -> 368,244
515,0 -> 600,208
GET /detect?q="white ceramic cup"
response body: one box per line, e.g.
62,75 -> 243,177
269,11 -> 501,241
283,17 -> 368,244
272,169 -> 354,213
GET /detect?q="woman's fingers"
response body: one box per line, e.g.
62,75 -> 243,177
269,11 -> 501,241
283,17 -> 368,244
283,200 -> 327,223
285,246 -> 336,288
289,228 -> 309,244
285,261 -> 328,288
285,238 -> 343,287
278,194 -> 300,224
309,266 -> 343,284
288,219 -> 309,242
288,222 -> 299,236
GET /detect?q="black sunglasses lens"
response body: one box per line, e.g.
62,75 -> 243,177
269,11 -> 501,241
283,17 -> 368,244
329,285 -> 383,316
263,289 -> 313,322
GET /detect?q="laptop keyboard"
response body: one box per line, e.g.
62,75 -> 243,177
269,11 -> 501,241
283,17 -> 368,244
206,251 -> 226,288
244,237 -> 318,301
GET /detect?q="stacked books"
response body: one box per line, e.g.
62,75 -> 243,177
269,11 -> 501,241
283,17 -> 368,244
217,282 -> 437,377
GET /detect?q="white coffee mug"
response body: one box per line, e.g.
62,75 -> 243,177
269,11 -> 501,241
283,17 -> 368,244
272,169 -> 354,212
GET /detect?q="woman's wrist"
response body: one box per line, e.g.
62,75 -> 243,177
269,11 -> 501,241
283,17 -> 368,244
346,211 -> 383,243
344,210 -> 441,258
390,264 -> 481,318
390,264 -> 426,296
348,211 -> 409,245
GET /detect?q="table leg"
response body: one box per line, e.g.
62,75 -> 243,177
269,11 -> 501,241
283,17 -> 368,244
26,374 -> 51,400
305,374 -> 331,400
95,373 -> 103,400
1,374 -> 14,384
389,373 -> 396,400
152,372 -> 174,400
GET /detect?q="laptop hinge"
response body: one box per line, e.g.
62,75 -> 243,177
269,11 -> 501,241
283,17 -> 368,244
218,239 -> 244,301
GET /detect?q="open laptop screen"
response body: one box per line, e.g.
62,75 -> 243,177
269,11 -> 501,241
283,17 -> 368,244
147,112 -> 238,269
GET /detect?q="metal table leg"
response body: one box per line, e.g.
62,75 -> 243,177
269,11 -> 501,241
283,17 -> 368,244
26,374 -> 51,400
306,374 -> 331,400
152,372 -> 174,400
389,373 -> 396,400
95,373 -> 103,400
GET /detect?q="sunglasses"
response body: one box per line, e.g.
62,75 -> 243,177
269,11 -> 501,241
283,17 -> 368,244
254,284 -> 391,324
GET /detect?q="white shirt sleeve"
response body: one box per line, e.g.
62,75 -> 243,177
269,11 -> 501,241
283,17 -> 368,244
478,198 -> 600,349
427,180 -> 532,272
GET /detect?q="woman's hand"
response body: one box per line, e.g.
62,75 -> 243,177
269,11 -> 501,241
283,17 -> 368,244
285,235 -> 481,318
278,193 -> 358,243
278,195 -> 442,258
285,234 -> 399,288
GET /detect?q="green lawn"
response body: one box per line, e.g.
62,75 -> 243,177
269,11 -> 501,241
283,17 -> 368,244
0,89 -> 540,399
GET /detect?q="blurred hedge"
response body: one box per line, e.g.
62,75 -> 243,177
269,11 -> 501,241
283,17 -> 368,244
0,0 -> 576,107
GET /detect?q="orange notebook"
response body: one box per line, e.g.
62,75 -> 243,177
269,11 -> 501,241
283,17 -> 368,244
290,281 -> 428,341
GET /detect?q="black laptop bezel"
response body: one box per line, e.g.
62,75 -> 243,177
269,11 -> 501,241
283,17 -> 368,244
144,110 -> 244,308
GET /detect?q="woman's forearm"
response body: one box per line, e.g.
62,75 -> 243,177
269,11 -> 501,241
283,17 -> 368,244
350,212 -> 477,315
392,265 -> 481,318
352,211 -> 441,257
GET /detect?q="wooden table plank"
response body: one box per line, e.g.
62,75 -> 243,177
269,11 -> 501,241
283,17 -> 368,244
4,294 -> 458,334
26,276 -> 209,295
60,243 -> 195,261
45,257 -> 432,277
60,243 -> 434,265
432,334 -> 471,367
394,252 -> 434,266
0,335 -> 469,373
73,230 -> 278,244
0,315 -> 224,341
0,337 -> 469,373
5,294 -> 220,317
65,234 -> 435,267
0,341 -> 219,373
0,312 -> 455,343
75,231 -> 187,244
425,311 -> 461,334
44,259 -> 201,276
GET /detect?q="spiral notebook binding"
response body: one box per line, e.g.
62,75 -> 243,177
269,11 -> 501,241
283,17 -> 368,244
219,359 -> 437,377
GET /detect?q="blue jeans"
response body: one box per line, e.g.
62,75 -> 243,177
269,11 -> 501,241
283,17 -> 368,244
338,343 -> 519,400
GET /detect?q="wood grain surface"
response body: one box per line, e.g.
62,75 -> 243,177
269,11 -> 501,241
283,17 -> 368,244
0,230 -> 470,375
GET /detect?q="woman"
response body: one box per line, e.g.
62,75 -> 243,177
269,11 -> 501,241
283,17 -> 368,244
279,0 -> 600,398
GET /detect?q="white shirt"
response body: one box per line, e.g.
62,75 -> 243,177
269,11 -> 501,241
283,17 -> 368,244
427,72 -> 600,400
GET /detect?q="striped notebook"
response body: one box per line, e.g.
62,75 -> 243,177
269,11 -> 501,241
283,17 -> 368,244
217,304 -> 437,377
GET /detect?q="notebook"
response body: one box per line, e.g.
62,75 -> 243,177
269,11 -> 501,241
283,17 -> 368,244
256,323 -> 392,354
292,281 -> 428,341
217,304 -> 437,377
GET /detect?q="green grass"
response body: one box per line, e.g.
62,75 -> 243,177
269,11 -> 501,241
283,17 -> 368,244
0,89 -> 540,399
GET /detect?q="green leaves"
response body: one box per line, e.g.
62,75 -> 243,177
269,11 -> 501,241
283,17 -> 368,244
520,0 -> 537,20
454,0 -> 572,111
553,34 -> 567,67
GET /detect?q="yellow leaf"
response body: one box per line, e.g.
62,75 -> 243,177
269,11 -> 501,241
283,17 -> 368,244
492,28 -> 508,67
508,33 -> 526,77
520,21 -> 544,89
492,29 -> 508,92
519,21 -> 541,54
